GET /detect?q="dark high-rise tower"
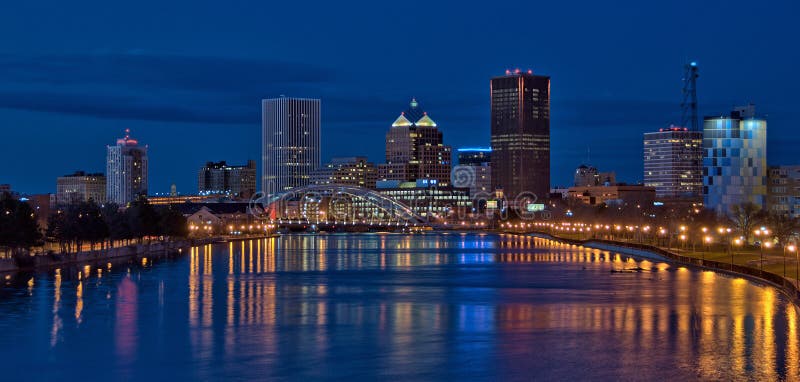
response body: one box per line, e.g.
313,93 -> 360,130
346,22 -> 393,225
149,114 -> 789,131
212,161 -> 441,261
490,70 -> 550,204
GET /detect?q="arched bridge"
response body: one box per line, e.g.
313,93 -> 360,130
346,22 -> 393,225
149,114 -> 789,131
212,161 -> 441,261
249,185 -> 429,230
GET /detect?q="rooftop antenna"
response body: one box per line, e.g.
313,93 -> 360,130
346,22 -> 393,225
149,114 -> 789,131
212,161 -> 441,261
681,61 -> 699,131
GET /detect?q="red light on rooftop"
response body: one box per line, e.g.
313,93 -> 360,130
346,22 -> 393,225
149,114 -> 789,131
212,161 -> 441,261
505,69 -> 511,75
527,69 -> 533,74
514,68 -> 520,74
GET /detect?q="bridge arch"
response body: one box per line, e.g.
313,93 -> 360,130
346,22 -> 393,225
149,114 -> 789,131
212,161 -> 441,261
249,185 -> 428,227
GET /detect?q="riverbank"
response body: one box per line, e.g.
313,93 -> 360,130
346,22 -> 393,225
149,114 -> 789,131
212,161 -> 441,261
523,231 -> 800,305
0,233 -> 280,275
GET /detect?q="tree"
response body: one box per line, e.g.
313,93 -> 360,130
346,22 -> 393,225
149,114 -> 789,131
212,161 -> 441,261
766,212 -> 800,247
127,197 -> 159,242
46,210 -> 68,253
0,192 -> 42,256
158,206 -> 189,239
729,202 -> 766,242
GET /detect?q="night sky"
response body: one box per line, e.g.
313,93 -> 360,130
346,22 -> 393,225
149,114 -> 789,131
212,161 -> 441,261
1,0 -> 798,194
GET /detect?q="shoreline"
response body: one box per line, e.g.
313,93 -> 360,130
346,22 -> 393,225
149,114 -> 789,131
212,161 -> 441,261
522,231 -> 800,306
0,234 -> 281,276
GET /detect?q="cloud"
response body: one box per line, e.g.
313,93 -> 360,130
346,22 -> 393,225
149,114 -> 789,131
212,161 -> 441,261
0,52 -> 336,124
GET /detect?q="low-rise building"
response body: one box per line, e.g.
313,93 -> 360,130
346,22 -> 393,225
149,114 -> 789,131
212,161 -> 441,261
567,184 -> 656,207
56,171 -> 106,205
767,165 -> 800,218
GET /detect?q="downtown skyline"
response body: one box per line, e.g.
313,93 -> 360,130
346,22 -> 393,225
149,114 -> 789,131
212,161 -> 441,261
1,1 -> 799,194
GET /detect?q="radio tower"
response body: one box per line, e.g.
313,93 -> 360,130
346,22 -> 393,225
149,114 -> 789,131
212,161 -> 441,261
681,61 -> 699,131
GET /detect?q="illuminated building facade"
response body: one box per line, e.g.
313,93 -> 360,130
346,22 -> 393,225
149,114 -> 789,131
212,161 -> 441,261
56,171 -> 106,205
457,148 -> 491,166
106,129 -> 148,206
643,126 -> 703,200
376,181 -> 471,220
378,99 -> 452,186
490,70 -> 550,203
455,148 -> 492,198
262,97 -> 321,195
198,160 -> 257,199
703,105 -> 767,214
311,157 -> 378,189
567,184 -> 656,207
767,165 -> 800,218
574,164 -> 615,187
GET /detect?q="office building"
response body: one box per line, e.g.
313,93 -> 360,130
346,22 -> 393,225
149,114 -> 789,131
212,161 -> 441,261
703,105 -> 767,214
311,157 -> 378,189
106,129 -> 148,206
56,171 -> 106,205
573,164 -> 616,187
643,126 -> 703,200
767,165 -> 800,218
457,148 -> 491,166
262,97 -> 321,195
198,160 -> 257,199
378,99 -> 452,186
454,148 -> 492,198
490,69 -> 550,204
376,180 -> 471,220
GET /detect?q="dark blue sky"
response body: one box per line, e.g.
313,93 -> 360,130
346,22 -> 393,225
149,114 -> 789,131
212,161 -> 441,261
1,0 -> 798,194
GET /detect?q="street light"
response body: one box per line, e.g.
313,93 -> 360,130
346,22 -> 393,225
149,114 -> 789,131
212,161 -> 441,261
703,235 -> 712,261
789,244 -> 799,288
783,243 -> 795,279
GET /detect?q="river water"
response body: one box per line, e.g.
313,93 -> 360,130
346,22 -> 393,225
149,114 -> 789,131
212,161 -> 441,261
0,233 -> 797,381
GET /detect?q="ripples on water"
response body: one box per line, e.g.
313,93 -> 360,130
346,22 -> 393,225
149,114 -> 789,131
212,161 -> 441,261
0,233 -> 798,381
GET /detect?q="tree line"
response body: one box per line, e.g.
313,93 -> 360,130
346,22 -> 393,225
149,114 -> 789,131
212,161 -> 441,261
0,192 -> 188,256
46,197 -> 189,253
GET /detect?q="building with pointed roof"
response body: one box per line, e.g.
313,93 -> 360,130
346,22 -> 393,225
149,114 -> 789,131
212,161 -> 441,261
378,99 -> 452,186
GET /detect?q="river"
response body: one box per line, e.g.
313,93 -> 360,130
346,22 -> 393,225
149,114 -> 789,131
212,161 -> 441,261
0,233 -> 797,381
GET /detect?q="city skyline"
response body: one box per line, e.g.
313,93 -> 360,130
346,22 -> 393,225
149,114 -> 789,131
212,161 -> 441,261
1,1 -> 799,195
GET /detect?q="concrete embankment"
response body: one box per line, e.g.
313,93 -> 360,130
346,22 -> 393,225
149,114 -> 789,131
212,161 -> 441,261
0,234 -> 279,275
526,231 -> 800,304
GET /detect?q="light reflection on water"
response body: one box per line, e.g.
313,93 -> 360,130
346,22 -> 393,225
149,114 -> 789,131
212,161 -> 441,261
0,233 -> 797,381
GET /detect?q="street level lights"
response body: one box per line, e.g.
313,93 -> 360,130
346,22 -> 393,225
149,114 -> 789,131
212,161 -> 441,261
703,235 -> 712,262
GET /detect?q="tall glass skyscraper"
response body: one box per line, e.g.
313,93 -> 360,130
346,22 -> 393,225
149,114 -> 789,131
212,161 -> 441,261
261,97 -> 321,195
703,105 -> 767,214
643,126 -> 703,200
106,129 -> 148,206
490,70 -> 550,204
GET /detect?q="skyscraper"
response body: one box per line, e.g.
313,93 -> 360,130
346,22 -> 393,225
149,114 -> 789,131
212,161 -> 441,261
703,105 -> 767,214
490,69 -> 550,204
643,126 -> 703,200
106,129 -> 148,206
262,97 -> 321,195
378,99 -> 452,186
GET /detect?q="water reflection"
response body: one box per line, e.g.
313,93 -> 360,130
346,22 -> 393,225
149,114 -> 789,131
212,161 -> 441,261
0,234 -> 797,381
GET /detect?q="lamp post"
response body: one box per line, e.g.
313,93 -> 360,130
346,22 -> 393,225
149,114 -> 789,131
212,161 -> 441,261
789,244 -> 799,288
679,225 -> 687,250
719,227 -> 732,269
703,235 -> 712,262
